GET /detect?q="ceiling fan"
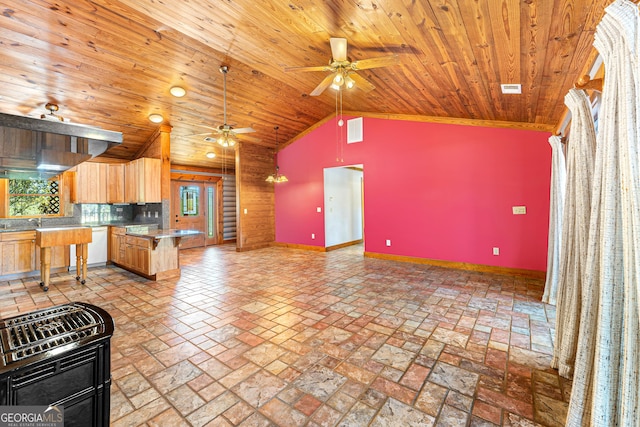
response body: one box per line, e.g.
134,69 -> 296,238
285,37 -> 398,96
198,65 -> 260,147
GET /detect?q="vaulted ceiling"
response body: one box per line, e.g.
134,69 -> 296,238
0,0 -> 612,169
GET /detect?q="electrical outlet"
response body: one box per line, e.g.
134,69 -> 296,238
386,239 -> 391,247
317,207 -> 322,213
154,212 -> 158,218
311,233 -> 315,239
244,208 -> 248,214
493,247 -> 500,256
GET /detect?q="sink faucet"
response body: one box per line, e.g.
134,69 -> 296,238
28,218 -> 42,227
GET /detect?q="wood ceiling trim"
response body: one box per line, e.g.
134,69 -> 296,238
342,111 -> 555,133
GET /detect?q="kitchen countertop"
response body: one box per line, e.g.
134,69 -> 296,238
0,222 -> 161,233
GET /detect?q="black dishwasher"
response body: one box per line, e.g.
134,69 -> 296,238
0,302 -> 114,427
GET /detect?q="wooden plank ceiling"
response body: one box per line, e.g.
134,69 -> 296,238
0,0 -> 613,169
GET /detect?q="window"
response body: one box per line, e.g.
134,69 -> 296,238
180,185 -> 200,216
6,178 -> 61,217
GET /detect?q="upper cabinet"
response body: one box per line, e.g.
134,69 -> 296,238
75,161 -> 108,203
73,158 -> 160,204
107,163 -> 126,204
125,158 -> 161,203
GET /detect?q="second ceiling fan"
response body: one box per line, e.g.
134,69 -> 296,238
200,65 -> 260,147
285,37 -> 398,96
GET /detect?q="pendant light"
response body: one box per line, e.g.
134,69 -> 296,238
266,126 -> 288,183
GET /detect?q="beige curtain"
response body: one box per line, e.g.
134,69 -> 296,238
551,89 -> 597,378
542,135 -> 566,305
566,0 -> 640,425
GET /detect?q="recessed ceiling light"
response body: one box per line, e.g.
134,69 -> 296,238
501,84 -> 522,94
148,113 -> 164,123
170,86 -> 186,97
206,152 -> 216,158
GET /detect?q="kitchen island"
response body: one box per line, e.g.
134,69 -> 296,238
109,226 -> 200,280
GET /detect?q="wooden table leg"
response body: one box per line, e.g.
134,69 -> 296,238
75,243 -> 82,280
81,243 -> 88,284
40,247 -> 51,292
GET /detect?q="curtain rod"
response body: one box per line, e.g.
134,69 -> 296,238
575,75 -> 603,92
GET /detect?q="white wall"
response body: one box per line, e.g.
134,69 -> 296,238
324,166 -> 363,247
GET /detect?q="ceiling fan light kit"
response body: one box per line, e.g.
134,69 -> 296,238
285,37 -> 398,96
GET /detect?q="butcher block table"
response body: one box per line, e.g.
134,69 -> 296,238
35,226 -> 92,291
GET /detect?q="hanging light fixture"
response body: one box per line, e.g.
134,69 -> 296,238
266,126 -> 288,183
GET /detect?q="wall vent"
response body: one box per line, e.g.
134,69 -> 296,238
347,117 -> 363,143
501,84 -> 522,94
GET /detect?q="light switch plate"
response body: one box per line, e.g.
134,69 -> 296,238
512,206 -> 527,215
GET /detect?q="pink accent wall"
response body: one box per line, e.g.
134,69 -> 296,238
276,117 -> 551,271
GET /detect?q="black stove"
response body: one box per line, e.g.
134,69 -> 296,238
0,302 -> 114,427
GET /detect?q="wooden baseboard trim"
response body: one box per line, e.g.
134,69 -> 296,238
326,239 -> 363,252
271,242 -> 326,252
363,252 -> 546,279
236,243 -> 272,252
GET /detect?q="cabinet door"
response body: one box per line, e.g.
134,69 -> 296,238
140,158 -> 161,203
107,164 -> 125,203
0,239 -> 35,275
35,245 -> 68,270
75,162 -> 108,203
124,158 -> 161,203
124,160 -> 138,203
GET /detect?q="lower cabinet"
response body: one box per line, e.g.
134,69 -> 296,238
0,231 -> 68,277
108,227 -> 179,280
0,232 -> 35,275
109,227 -> 151,276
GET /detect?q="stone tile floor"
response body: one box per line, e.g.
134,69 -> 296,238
0,244 -> 569,426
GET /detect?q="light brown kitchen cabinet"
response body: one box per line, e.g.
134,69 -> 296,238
109,226 -> 125,264
0,231 -> 67,277
124,235 -> 150,273
107,163 -> 126,203
125,158 -> 161,203
110,227 -> 151,275
109,226 -> 179,280
75,161 -> 108,203
0,231 -> 35,275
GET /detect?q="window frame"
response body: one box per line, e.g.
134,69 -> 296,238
0,175 -> 66,219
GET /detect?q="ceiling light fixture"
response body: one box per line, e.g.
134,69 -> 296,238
206,152 -> 216,158
170,86 -> 186,97
148,113 -> 164,123
217,135 -> 236,148
266,126 -> 287,183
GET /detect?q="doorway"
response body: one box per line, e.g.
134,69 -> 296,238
323,165 -> 364,250
171,180 -> 223,248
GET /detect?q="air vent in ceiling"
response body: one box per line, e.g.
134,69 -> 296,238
501,84 -> 522,94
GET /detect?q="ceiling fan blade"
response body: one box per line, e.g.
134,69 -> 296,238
174,132 -> 211,138
232,127 -> 256,134
195,124 -> 221,132
351,55 -> 398,70
349,73 -> 376,93
284,65 -> 332,72
235,133 -> 262,143
310,73 -> 337,96
330,37 -> 348,62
